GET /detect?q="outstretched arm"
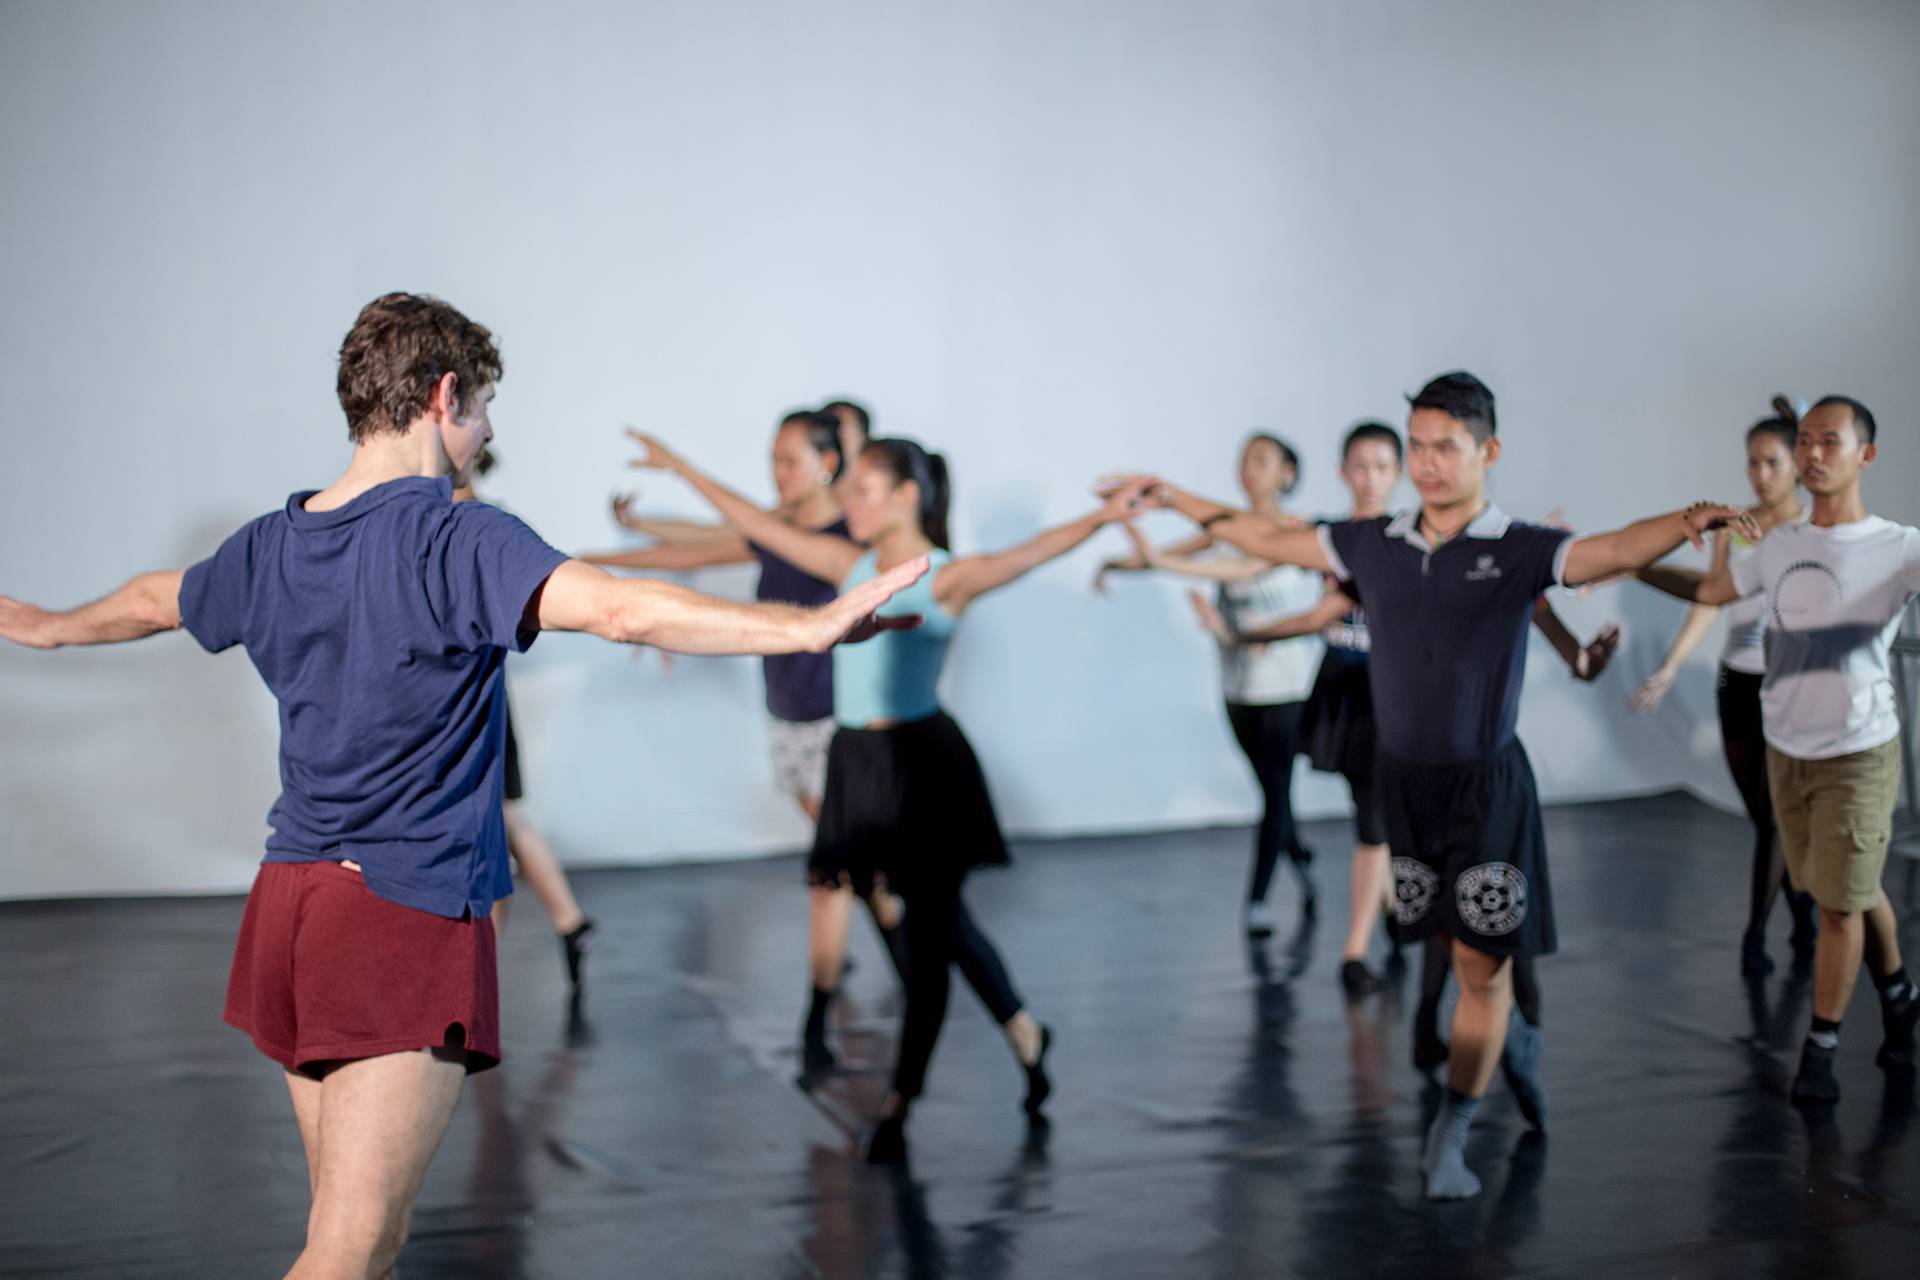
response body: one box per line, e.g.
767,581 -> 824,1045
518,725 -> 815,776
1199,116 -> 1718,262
1095,528 -> 1216,591
1561,503 -> 1754,588
1635,562 -> 1742,608
626,430 -> 863,585
1532,600 -> 1622,682
1628,530 -> 1728,711
935,492 -> 1136,615
579,536 -> 754,572
0,571 -> 185,649
611,493 -> 738,546
1232,588 -> 1353,642
533,556 -> 927,654
1100,476 -> 1330,573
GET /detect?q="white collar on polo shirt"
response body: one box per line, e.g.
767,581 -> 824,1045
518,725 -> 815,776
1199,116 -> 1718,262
1385,503 -> 1513,552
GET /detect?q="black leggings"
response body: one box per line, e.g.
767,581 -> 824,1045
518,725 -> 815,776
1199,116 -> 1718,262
1716,666 -> 1815,939
1226,700 -> 1309,902
893,874 -> 1024,1100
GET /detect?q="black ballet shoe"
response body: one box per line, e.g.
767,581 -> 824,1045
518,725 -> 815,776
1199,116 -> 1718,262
1340,959 -> 1382,998
865,1113 -> 909,1164
1878,994 -> 1919,1070
1022,1026 -> 1054,1117
1740,930 -> 1774,978
1413,1023 -> 1449,1075
561,919 -> 596,990
1791,1043 -> 1841,1106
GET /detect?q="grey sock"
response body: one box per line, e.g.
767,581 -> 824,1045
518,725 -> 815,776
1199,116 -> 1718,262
1422,1088 -> 1483,1200
1501,1016 -> 1547,1130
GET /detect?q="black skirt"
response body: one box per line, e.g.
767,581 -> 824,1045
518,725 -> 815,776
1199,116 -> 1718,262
1300,652 -> 1374,778
809,711 -> 1011,897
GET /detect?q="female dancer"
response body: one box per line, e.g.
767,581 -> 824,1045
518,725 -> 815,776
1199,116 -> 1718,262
627,427 -> 1136,1161
1102,434 -> 1324,935
584,411 -> 905,1070
1629,399 -> 1816,976
1178,422 -> 1405,994
456,452 -> 597,989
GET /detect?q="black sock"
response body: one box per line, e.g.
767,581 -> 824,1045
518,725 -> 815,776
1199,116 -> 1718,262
1875,968 -> 1917,1007
1807,1016 -> 1841,1051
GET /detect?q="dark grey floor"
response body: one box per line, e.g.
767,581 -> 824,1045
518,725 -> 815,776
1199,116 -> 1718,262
5,791 -> 1919,1278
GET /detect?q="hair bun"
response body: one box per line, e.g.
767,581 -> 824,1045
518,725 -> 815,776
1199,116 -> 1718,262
1769,395 -> 1798,425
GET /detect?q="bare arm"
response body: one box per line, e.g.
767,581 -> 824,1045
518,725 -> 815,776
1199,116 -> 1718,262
626,430 -> 863,585
578,535 -> 754,572
1233,588 -> 1353,642
1141,482 -> 1331,572
0,571 -> 184,649
532,557 -> 927,654
936,498 -> 1129,615
1628,530 -> 1728,711
1561,504 -> 1754,588
1635,562 -> 1742,608
611,494 -> 738,546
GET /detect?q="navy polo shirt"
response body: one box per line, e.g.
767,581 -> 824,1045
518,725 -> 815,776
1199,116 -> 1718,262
178,477 -> 570,919
1318,505 -> 1573,766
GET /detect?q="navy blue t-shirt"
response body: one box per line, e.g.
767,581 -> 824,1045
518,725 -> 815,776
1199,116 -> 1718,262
1320,506 -> 1572,766
750,518 -> 848,723
178,476 -> 570,919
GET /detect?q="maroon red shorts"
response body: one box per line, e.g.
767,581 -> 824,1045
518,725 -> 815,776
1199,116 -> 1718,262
224,861 -> 501,1078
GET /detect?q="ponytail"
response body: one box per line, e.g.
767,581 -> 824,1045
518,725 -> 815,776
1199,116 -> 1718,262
864,436 -> 952,550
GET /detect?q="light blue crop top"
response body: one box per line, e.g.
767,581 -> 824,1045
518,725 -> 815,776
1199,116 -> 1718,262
833,549 -> 956,727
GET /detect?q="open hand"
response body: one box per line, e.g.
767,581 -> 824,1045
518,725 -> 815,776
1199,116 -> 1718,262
611,492 -> 646,530
1574,621 -> 1622,682
814,555 -> 932,649
1682,502 -> 1758,550
1094,474 -> 1172,510
1628,668 -> 1676,713
1186,589 -> 1234,644
624,428 -> 680,473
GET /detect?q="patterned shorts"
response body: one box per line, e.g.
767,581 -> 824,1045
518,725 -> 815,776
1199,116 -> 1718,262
1377,738 -> 1557,958
768,715 -> 836,801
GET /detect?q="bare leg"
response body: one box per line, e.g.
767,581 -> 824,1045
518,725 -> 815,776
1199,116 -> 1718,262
503,802 -> 584,935
1813,906 -> 1866,1023
1341,842 -> 1389,961
808,885 -> 854,991
1862,887 -> 1904,981
1447,942 -> 1513,1098
286,1049 -> 465,1280
285,1069 -> 323,1199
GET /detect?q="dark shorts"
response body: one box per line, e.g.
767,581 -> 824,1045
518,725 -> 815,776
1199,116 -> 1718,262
224,861 -> 501,1078
1378,739 -> 1556,958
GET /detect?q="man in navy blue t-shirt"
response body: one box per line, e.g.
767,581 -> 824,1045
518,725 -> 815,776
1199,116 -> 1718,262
0,292 -> 927,1275
1110,371 -> 1750,1200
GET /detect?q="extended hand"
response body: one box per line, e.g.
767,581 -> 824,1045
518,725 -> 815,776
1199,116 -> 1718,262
814,555 -> 932,650
1683,502 -> 1758,549
611,492 -> 644,529
0,597 -> 58,649
1186,589 -> 1233,643
1574,622 -> 1622,682
1094,474 -> 1172,510
1627,668 -> 1676,713
624,428 -> 680,473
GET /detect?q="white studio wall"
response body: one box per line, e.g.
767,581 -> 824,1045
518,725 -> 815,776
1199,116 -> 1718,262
3,0 -> 1917,899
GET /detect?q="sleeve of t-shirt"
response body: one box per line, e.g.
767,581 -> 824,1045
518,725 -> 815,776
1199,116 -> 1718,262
1516,524 -> 1576,596
1903,528 -> 1920,596
426,503 -> 571,653
177,518 -> 266,653
1320,521 -> 1361,586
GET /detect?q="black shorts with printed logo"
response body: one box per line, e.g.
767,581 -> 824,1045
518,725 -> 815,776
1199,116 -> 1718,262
1378,738 -> 1556,958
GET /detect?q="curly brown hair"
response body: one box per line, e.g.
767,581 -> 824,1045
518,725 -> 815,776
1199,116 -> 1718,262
336,293 -> 503,443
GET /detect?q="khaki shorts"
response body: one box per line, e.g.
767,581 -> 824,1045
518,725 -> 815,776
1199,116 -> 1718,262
1767,737 -> 1902,914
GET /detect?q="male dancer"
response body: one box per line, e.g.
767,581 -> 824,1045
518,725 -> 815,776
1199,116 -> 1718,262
0,293 -> 926,1279
1636,395 -> 1919,1104
1107,371 -> 1749,1199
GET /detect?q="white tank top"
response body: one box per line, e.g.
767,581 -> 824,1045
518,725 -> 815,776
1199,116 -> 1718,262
1215,563 -> 1323,704
1722,513 -> 1807,674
